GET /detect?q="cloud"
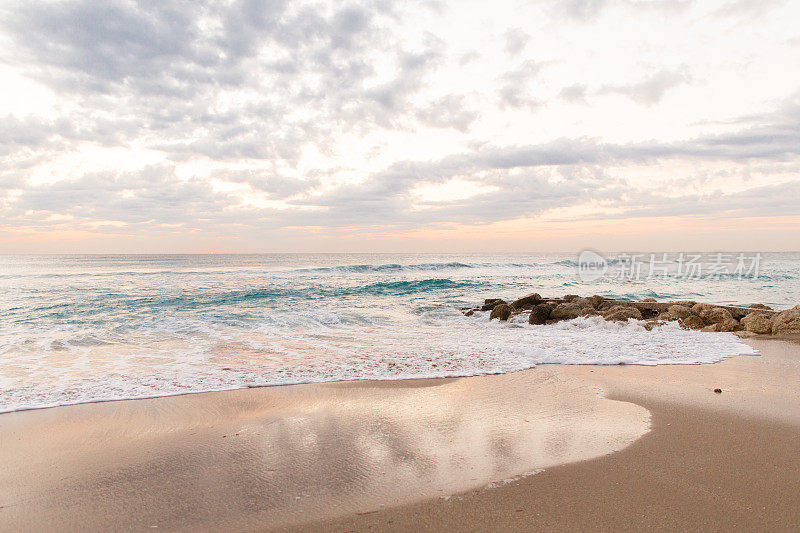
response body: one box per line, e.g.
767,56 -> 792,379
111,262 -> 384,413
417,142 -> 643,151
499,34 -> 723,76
599,68 -> 691,105
504,28 -> 529,56
414,95 -> 477,131
497,60 -> 544,109
560,83 -> 588,103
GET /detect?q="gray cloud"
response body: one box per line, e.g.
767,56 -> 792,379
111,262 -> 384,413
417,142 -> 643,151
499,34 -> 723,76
504,28 -> 529,56
560,83 -> 588,103
599,68 -> 691,105
498,60 -> 544,109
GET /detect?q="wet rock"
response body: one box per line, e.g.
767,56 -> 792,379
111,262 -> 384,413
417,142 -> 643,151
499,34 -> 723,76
644,320 -> 666,331
771,306 -> 800,335
700,307 -> 734,325
563,294 -> 580,302
749,303 -> 772,310
741,312 -> 772,334
667,305 -> 695,321
528,303 -> 552,325
489,303 -> 512,321
640,297 -> 657,303
692,303 -> 716,314
511,293 -> 542,310
702,323 -> 722,332
714,388 -> 722,394
718,318 -> 743,332
550,302 -> 583,320
602,305 -> 643,321
570,297 -> 593,308
588,295 -> 605,308
463,309 -> 474,317
680,315 -> 706,330
481,298 -> 506,312
672,300 -> 697,308
580,307 -> 599,317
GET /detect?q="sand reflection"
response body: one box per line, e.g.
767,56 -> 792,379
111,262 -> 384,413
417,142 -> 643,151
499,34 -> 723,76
0,369 -> 649,531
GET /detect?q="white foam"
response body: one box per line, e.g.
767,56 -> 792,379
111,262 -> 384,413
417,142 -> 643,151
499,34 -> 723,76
0,314 -> 757,413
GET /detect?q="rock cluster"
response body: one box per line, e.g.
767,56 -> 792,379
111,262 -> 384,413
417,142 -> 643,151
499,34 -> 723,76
464,294 -> 800,335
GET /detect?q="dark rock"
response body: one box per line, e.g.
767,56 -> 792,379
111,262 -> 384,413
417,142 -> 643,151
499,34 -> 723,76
511,293 -> 542,310
550,302 -> 583,320
481,298 -> 507,312
602,305 -> 643,321
718,318 -> 742,332
528,304 -> 552,325
563,294 -> 580,302
588,295 -> 605,308
463,309 -> 474,317
749,303 -> 772,310
714,388 -> 722,394
680,315 -> 706,330
490,303 -> 512,321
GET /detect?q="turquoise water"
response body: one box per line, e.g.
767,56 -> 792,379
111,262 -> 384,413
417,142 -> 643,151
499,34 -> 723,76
1,252 -> 795,412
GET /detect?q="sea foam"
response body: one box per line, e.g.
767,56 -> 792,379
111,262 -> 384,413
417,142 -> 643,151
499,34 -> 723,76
0,314 -> 756,413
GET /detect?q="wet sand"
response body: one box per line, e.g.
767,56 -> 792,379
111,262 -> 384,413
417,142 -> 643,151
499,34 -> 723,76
301,337 -> 800,532
0,365 -> 648,531
1,337 -> 799,531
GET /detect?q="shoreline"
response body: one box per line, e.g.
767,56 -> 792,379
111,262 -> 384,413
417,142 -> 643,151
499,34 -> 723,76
1,337 -> 798,531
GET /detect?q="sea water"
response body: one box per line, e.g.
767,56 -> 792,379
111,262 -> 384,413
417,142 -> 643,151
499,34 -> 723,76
2,252 -> 797,413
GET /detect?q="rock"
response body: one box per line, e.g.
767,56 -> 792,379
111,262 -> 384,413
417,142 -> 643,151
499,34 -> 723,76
692,303 -> 716,314
700,307 -> 733,325
749,303 -> 772,310
771,306 -> 800,335
569,297 -> 593,309
588,295 -> 605,308
644,320 -> 666,331
481,298 -> 507,311
550,302 -> 583,320
511,293 -> 542,309
528,304 -> 552,325
667,305 -> 695,321
602,305 -> 643,321
580,307 -> 599,317
463,309 -> 474,317
714,388 -> 722,394
672,300 -> 697,307
717,318 -> 743,332
657,311 -> 670,320
489,303 -> 512,321
702,323 -> 721,332
640,297 -> 657,303
741,312 -> 772,334
563,294 -> 581,302
680,315 -> 706,330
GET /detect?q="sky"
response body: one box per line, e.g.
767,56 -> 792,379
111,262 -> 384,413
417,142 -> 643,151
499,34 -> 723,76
1,0 -> 799,253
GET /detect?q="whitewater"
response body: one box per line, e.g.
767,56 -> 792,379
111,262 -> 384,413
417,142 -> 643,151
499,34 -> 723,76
2,253 -> 797,413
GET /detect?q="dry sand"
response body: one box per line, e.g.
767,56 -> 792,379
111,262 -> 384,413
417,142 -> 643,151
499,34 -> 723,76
1,337 -> 798,531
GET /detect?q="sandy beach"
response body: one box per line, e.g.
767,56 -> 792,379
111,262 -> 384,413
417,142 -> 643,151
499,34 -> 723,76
1,336 -> 799,531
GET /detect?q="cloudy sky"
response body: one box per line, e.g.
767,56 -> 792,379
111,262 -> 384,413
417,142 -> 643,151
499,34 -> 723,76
1,0 -> 799,253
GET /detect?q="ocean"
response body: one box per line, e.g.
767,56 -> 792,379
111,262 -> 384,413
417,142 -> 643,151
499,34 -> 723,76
2,252 -> 797,413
